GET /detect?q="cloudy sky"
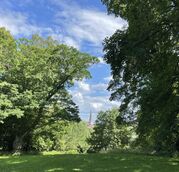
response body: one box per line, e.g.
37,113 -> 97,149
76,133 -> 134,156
0,0 -> 126,122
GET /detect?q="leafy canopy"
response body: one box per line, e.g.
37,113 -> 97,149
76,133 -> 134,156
102,0 -> 179,152
88,108 -> 134,152
0,27 -> 98,151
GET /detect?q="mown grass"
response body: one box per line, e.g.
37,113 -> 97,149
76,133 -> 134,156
0,152 -> 178,172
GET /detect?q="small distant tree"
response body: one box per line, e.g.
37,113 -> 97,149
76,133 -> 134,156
88,108 -> 135,152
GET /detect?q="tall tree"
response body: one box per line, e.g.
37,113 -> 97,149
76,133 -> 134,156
0,27 -> 98,151
102,0 -> 179,152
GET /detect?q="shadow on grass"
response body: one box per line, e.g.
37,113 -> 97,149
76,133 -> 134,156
0,152 -> 178,172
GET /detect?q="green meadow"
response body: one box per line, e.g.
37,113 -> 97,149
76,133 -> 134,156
0,152 -> 178,172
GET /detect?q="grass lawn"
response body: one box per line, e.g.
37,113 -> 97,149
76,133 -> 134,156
0,152 -> 178,172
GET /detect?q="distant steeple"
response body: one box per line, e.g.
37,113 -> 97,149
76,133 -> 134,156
88,110 -> 92,127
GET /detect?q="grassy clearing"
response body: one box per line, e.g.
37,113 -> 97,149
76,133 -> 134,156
0,152 -> 178,172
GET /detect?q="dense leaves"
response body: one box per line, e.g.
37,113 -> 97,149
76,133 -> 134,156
88,108 -> 135,152
0,27 -> 97,151
33,121 -> 91,152
102,0 -> 179,152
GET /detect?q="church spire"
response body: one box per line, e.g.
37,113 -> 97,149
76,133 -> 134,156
88,110 -> 92,127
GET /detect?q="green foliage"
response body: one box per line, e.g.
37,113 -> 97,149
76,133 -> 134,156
34,137 -> 53,152
32,121 -> 66,151
0,82 -> 23,122
102,0 -> 179,152
88,108 -> 135,152
0,27 -> 98,151
58,122 -> 92,152
32,121 -> 91,152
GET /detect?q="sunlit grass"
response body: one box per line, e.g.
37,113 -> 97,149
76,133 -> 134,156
0,152 -> 178,172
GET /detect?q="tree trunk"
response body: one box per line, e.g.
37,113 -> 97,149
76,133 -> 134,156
176,138 -> 179,151
12,136 -> 24,153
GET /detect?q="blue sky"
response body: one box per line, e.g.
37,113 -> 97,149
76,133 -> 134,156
0,0 -> 126,122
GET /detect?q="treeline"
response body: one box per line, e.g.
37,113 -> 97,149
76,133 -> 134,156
0,0 -> 179,155
33,121 -> 92,153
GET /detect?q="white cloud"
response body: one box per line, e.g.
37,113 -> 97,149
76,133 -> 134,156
104,76 -> 112,82
70,80 -> 120,121
0,8 -> 80,49
63,37 -> 80,49
92,83 -> 107,91
0,10 -> 53,36
0,0 -> 126,50
73,92 -> 119,114
76,81 -> 91,92
73,92 -> 84,104
50,33 -> 80,49
53,0 -> 126,50
73,81 -> 107,93
90,102 -> 103,111
70,9 -> 123,44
